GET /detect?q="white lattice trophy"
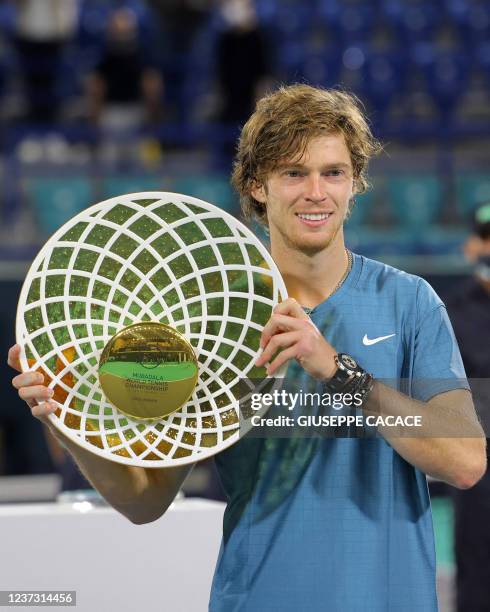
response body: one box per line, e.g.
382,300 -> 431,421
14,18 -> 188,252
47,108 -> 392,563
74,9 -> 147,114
16,192 -> 288,467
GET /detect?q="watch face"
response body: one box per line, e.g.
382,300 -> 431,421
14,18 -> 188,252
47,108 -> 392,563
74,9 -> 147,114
342,355 -> 358,370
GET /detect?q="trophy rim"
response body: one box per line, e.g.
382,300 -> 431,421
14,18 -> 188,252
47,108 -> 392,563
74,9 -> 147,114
16,191 -> 289,467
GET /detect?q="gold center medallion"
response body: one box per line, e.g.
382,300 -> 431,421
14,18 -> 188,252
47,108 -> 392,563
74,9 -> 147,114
98,322 -> 198,420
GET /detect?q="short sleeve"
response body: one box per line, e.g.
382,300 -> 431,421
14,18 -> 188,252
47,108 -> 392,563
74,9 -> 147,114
411,280 -> 470,402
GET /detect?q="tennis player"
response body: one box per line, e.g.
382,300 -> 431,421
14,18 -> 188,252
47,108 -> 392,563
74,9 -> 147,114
9,84 -> 487,611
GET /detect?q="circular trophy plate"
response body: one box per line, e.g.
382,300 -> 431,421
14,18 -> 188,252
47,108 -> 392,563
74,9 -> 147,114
98,321 -> 199,421
16,193 -> 288,467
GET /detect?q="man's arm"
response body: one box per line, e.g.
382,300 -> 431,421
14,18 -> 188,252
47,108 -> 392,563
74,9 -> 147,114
45,425 -> 193,524
363,384 -> 487,489
9,344 -> 191,524
256,298 -> 488,490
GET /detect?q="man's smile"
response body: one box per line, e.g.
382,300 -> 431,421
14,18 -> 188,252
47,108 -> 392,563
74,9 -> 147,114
295,212 -> 333,227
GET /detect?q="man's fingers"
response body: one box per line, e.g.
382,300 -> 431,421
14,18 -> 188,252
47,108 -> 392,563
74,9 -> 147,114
7,344 -> 22,372
255,331 -> 298,367
272,298 -> 309,319
260,314 -> 304,348
18,385 -> 53,403
8,344 -> 57,420
259,298 -> 311,349
31,402 -> 58,418
267,346 -> 298,376
12,371 -> 44,389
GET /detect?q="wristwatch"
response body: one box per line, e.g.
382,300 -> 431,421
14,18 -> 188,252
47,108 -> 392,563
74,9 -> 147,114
323,353 -> 363,392
336,354 -> 375,403
323,354 -> 375,424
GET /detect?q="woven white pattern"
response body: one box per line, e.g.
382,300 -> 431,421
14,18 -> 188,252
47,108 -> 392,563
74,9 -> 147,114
16,192 -> 288,467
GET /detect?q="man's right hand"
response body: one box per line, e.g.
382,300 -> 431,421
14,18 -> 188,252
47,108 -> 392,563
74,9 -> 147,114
8,344 -> 58,419
8,346 -> 192,524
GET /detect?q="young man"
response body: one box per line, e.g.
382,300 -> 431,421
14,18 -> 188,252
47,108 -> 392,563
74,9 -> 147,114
9,85 -> 487,611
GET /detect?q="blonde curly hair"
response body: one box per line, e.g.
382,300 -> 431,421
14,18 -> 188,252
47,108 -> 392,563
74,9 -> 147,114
231,84 -> 382,226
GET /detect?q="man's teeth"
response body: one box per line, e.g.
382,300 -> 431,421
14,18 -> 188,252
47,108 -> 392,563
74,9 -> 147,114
297,213 -> 331,220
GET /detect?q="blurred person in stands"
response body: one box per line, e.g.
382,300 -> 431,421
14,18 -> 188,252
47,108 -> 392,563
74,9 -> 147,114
216,0 -> 270,125
215,0 -> 271,162
446,202 -> 490,612
85,7 -> 163,163
13,0 -> 78,122
147,0 -> 213,123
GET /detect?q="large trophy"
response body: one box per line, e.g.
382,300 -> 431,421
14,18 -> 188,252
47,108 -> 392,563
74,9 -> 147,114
16,193 -> 287,467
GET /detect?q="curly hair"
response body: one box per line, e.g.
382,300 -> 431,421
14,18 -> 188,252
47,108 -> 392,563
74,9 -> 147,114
231,84 -> 382,226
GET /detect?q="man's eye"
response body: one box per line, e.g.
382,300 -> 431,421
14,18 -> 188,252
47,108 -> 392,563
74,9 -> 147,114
285,170 -> 301,177
327,169 -> 344,177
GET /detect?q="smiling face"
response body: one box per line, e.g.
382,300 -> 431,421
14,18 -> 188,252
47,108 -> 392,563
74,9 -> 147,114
251,133 -> 355,257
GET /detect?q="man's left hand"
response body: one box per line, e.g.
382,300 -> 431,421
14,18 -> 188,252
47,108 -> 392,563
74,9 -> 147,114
255,298 -> 338,379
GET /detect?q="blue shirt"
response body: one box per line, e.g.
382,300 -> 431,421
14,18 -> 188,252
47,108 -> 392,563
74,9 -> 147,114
209,252 -> 468,612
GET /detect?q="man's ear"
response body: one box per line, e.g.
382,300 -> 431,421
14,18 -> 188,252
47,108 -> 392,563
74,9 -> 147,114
251,182 -> 267,204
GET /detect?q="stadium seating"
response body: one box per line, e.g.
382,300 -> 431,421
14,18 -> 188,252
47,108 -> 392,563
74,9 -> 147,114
172,175 -> 237,213
384,0 -> 441,43
455,174 -> 490,220
333,3 -> 377,44
298,49 -> 342,89
421,49 -> 469,115
360,49 -> 407,113
455,0 -> 490,47
387,174 -> 443,231
345,189 -> 376,228
0,0 -> 487,262
100,175 -> 162,201
25,177 -> 93,235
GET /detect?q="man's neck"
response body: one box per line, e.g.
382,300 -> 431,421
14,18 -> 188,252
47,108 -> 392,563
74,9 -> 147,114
271,232 -> 349,309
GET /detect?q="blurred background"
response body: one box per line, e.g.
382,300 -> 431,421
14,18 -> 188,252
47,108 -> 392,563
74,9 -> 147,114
0,1 -> 488,609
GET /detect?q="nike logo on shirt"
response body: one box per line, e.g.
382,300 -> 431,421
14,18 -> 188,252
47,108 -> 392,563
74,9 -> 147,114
362,333 -> 396,346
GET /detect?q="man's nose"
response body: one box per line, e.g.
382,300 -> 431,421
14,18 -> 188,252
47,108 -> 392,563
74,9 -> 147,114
305,174 -> 326,202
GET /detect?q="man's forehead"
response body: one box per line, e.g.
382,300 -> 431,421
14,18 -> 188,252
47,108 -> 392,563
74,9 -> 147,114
276,132 -> 351,166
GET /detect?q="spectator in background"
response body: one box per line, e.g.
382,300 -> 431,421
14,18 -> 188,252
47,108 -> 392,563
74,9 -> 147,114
86,7 -> 163,129
147,0 -> 214,123
148,0 -> 212,45
446,202 -> 490,612
85,7 -> 163,165
214,0 -> 272,166
216,0 -> 270,126
13,0 -> 78,122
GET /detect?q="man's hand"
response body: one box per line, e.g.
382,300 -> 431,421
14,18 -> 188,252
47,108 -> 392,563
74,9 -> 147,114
8,344 -> 57,419
9,347 -> 192,524
255,298 -> 337,378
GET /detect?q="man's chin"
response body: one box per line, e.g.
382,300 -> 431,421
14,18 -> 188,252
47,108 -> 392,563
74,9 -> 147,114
290,235 -> 335,257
